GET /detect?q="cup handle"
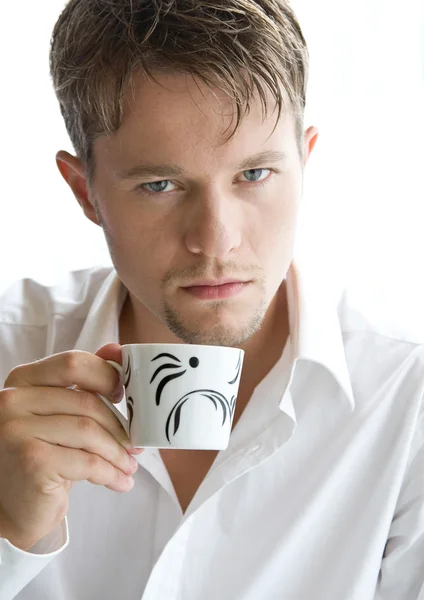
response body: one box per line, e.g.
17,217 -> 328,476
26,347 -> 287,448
96,360 -> 130,437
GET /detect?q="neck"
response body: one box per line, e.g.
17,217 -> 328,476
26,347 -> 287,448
236,281 -> 290,400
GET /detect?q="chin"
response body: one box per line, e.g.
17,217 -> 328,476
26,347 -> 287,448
173,327 -> 256,347
164,306 -> 266,347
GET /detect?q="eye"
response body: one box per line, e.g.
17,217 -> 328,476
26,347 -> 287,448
138,180 -> 177,194
135,168 -> 276,196
240,168 -> 272,183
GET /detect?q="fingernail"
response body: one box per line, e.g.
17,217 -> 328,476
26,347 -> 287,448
128,447 -> 144,454
112,383 -> 124,403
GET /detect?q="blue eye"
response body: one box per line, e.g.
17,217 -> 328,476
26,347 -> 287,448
135,167 -> 275,197
242,168 -> 271,182
143,180 -> 174,193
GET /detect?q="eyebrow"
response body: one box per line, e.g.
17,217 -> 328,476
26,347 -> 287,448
117,150 -> 288,180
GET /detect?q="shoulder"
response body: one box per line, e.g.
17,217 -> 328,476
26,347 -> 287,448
338,285 -> 424,355
0,266 -> 114,327
0,267 -> 114,384
337,287 -> 424,415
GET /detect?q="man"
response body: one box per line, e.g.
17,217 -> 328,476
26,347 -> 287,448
0,1 -> 422,599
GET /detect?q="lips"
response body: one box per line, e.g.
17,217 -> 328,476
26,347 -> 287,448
182,278 -> 247,287
182,280 -> 250,300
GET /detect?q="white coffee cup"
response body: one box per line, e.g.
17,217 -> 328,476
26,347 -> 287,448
97,343 -> 244,450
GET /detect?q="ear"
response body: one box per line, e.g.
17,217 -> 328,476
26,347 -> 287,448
56,150 -> 101,227
302,126 -> 319,167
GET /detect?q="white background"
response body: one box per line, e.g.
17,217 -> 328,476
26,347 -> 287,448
1,0 -> 423,334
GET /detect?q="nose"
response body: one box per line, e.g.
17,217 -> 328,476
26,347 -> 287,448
184,189 -> 242,259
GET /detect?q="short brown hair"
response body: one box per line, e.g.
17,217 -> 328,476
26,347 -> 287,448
49,0 -> 309,188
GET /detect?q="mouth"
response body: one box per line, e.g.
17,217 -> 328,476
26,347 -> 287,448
181,279 -> 252,300
183,278 -> 248,287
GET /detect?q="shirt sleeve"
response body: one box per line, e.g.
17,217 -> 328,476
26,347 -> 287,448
0,517 -> 69,599
374,405 -> 424,599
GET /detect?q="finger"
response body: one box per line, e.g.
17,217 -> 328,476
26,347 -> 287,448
44,443 -> 136,493
20,415 -> 139,476
95,343 -> 122,363
5,350 -> 121,402
1,386 -> 137,452
95,344 -> 124,403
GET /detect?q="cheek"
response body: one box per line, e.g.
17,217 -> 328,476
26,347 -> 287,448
258,185 -> 300,246
102,212 -> 167,303
99,197 -> 160,251
254,186 -> 300,282
99,202 -> 182,291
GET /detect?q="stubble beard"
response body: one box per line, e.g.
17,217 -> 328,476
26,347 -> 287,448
162,292 -> 268,346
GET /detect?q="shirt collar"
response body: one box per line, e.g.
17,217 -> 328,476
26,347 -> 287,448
74,259 -> 355,412
286,258 -> 355,412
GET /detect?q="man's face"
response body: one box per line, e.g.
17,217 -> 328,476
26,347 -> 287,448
88,73 -> 317,346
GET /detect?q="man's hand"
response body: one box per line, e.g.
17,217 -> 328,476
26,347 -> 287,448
0,343 -> 143,551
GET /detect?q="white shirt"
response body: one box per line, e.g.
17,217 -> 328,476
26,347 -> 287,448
0,260 -> 423,600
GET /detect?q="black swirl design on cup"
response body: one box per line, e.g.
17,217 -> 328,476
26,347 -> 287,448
124,357 -> 134,431
150,353 -> 187,406
149,350 -> 243,444
228,351 -> 242,385
165,389 -> 232,443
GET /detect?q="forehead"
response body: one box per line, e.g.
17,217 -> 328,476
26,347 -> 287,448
95,71 -> 296,168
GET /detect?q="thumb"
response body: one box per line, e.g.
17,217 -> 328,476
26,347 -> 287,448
95,344 -> 123,404
95,343 -> 123,364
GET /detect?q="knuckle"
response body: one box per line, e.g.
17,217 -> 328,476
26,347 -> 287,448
0,417 -> 23,440
76,415 -> 95,434
0,387 -> 18,412
4,365 -> 25,388
20,440 -> 49,473
62,350 -> 85,378
86,452 -> 103,472
75,390 -> 98,414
